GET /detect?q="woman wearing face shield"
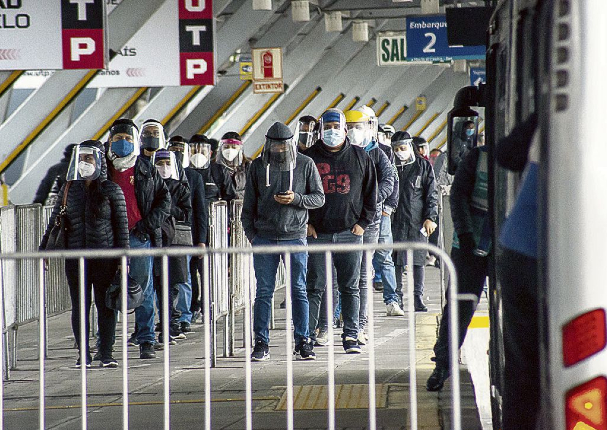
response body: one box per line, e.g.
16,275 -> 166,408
216,131 -> 251,199
151,150 -> 192,342
390,131 -> 438,312
188,134 -> 236,204
40,141 -> 129,368
294,115 -> 318,153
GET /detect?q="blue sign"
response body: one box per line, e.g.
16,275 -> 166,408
406,15 -> 485,62
470,67 -> 486,86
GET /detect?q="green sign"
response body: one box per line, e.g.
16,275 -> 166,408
377,32 -> 407,66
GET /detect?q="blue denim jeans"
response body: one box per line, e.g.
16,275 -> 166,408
130,233 -> 156,344
177,256 -> 193,323
252,237 -> 309,345
358,224 -> 379,331
372,215 -> 399,305
307,230 -> 363,340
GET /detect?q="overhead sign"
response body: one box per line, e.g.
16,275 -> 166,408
90,0 -> 215,88
470,67 -> 486,86
0,0 -> 107,70
377,32 -> 407,66
252,47 -> 284,94
239,54 -> 252,81
416,96 -> 427,111
405,15 -> 485,63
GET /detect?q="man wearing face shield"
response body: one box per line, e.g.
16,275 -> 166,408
216,132 -> 250,199
168,137 -> 207,331
305,108 -> 377,354
295,115 -> 317,152
40,141 -> 129,368
241,122 -> 324,361
106,118 -> 171,359
139,119 -> 167,160
345,110 -> 398,342
391,131 -> 438,312
413,136 -> 430,160
189,134 -> 236,204
452,120 -> 477,173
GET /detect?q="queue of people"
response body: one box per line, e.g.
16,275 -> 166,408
39,107 -> 442,367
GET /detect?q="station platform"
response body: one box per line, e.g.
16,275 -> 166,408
2,266 -> 489,429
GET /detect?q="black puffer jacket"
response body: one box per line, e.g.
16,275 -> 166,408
40,155 -> 129,251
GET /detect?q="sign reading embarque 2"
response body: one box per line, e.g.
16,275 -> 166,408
0,0 -> 107,70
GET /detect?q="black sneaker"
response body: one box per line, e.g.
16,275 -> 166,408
157,333 -> 176,347
100,355 -> 119,368
190,310 -> 201,324
294,339 -> 316,360
414,295 -> 428,312
426,366 -> 450,391
155,322 -> 162,332
170,327 -> 187,340
251,340 -> 270,361
76,355 -> 92,368
139,342 -> 156,359
342,336 -> 361,354
180,321 -> 192,334
127,333 -> 139,346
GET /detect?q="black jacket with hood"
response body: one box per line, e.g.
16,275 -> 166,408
392,154 -> 438,265
40,144 -> 130,251
306,139 -> 377,234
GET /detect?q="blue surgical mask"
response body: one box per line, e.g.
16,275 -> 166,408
465,128 -> 475,137
111,139 -> 134,158
323,129 -> 345,147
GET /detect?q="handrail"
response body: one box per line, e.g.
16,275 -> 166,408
324,93 -> 345,111
387,105 -> 407,125
285,86 -> 322,125
343,96 -> 360,112
161,86 -> 204,125
92,87 -> 149,141
197,81 -> 252,135
401,110 -> 423,131
375,101 -> 390,118
415,112 -> 440,135
0,71 -> 23,99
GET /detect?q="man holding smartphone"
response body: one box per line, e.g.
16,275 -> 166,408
241,122 -> 325,361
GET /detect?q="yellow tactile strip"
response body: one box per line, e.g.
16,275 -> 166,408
275,384 -> 389,410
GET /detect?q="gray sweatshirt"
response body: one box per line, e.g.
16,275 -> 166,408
241,153 -> 324,241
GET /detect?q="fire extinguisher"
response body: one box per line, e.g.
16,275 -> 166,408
263,51 -> 273,78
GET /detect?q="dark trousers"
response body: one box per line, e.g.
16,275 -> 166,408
65,258 -> 118,357
189,257 -> 202,313
153,274 -> 181,332
432,247 -> 489,368
498,247 -> 539,430
395,264 -> 425,304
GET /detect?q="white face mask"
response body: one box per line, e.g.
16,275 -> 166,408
348,128 -> 365,147
156,164 -> 172,179
395,148 -> 415,164
190,153 -> 208,169
323,129 -> 345,147
222,148 -> 240,162
78,161 -> 96,178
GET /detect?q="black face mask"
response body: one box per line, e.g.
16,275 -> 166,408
270,151 -> 288,165
141,136 -> 161,150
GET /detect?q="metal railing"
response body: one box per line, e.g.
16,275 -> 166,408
0,239 -> 470,430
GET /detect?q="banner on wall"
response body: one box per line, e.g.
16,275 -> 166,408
0,0 -> 107,70
90,0 -> 215,88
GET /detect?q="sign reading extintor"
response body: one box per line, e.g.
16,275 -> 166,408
252,47 -> 284,94
0,0 -> 107,70
405,15 -> 485,63
90,0 -> 215,88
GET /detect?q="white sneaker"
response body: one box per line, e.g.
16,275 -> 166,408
387,301 -> 405,316
315,329 -> 329,346
357,330 -> 368,345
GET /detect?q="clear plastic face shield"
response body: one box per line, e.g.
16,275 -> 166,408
168,140 -> 190,168
416,142 -> 430,158
139,122 -> 167,152
108,124 -> 140,160
66,145 -> 102,181
294,119 -> 317,150
218,138 -> 243,167
263,137 -> 297,171
189,143 -> 212,169
392,138 -> 416,165
346,120 -> 373,147
152,151 -> 179,180
319,110 -> 347,148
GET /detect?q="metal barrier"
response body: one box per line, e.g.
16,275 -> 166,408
0,242 -> 467,430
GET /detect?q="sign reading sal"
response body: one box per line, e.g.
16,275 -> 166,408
0,0 -> 106,70
90,0 -> 214,88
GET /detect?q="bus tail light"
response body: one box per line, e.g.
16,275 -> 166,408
563,309 -> 606,367
566,377 -> 607,430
